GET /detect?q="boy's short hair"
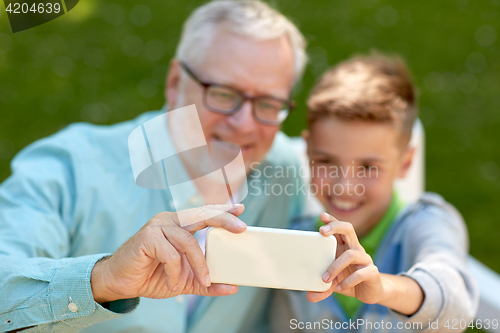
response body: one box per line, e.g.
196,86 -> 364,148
307,53 -> 417,147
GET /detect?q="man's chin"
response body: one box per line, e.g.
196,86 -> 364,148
244,160 -> 258,176
244,153 -> 268,173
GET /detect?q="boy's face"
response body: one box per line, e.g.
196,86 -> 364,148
307,116 -> 413,237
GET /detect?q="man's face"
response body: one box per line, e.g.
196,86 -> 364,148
167,28 -> 295,172
307,117 -> 413,237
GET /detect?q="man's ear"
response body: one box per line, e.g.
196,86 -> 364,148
166,58 -> 181,110
398,146 -> 415,179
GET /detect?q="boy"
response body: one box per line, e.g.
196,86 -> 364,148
271,54 -> 478,332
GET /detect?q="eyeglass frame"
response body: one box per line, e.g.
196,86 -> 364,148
179,61 -> 295,126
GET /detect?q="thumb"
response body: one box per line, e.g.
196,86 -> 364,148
204,284 -> 239,297
319,212 -> 338,224
203,203 -> 245,217
175,204 -> 247,233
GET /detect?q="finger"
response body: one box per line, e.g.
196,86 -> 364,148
179,206 -> 247,234
153,236 -> 182,291
307,275 -> 350,303
175,254 -> 192,293
336,265 -> 379,292
306,273 -> 341,303
162,225 -> 211,288
318,213 -> 346,249
319,217 -> 363,251
138,228 -> 183,291
191,279 -> 239,297
322,250 -> 373,283
205,203 -> 245,216
306,287 -> 334,303
319,211 -> 338,224
205,284 -> 239,297
188,265 -> 239,297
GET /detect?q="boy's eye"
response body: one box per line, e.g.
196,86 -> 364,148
360,163 -> 378,169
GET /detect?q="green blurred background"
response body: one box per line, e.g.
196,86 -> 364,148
0,0 -> 499,274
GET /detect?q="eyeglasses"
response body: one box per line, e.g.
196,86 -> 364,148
179,61 -> 295,126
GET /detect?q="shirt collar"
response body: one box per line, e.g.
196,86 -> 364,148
360,191 -> 405,259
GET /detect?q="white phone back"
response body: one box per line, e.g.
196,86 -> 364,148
205,226 -> 337,292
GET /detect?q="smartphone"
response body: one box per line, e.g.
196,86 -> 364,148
205,226 -> 337,292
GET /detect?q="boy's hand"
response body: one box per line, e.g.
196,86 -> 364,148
307,212 -> 384,304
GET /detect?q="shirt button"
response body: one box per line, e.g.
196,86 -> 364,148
68,302 -> 78,313
176,296 -> 184,304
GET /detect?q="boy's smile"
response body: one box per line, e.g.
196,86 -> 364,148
307,116 -> 413,237
327,195 -> 362,212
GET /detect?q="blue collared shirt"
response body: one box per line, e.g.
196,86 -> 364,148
0,110 -> 305,333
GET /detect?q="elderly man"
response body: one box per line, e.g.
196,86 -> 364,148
0,1 -> 308,332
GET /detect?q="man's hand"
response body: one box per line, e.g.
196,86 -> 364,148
307,212 -> 424,316
90,204 -> 246,303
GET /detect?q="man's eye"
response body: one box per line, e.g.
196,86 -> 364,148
257,100 -> 281,111
259,102 -> 273,109
213,92 -> 235,100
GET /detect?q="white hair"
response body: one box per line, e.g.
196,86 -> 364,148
175,0 -> 307,86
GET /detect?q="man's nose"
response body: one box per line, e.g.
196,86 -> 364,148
226,100 -> 258,132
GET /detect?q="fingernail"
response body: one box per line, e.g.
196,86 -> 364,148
237,220 -> 247,228
322,272 -> 330,282
336,285 -> 342,292
229,204 -> 243,210
205,275 -> 211,287
172,284 -> 178,292
321,225 -> 331,233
